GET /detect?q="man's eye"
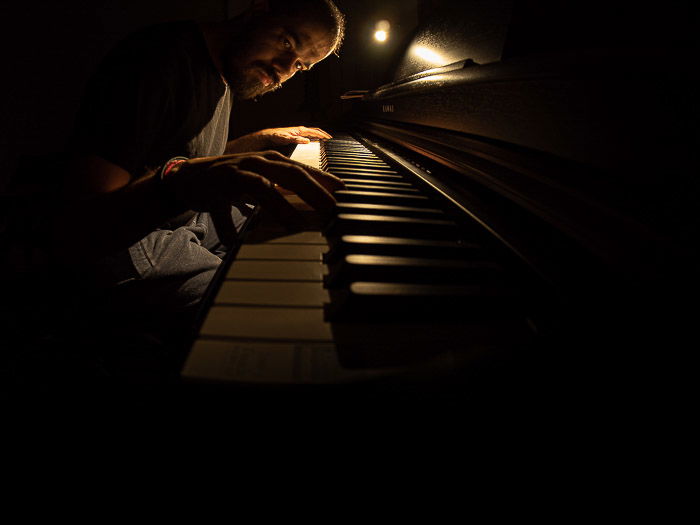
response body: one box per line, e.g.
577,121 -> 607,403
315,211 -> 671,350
282,38 -> 292,49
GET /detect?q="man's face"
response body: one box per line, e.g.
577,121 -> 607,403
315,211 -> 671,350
224,15 -> 336,100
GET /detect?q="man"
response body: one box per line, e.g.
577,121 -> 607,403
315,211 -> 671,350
48,0 -> 347,378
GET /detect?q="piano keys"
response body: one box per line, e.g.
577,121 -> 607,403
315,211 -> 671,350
181,135 -> 538,387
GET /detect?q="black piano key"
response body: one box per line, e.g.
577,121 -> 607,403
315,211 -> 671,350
325,281 -> 522,322
339,179 -> 414,187
324,145 -> 366,150
343,184 -> 419,194
330,161 -> 383,168
323,235 -> 483,262
327,159 -> 389,167
334,172 -> 406,181
324,213 -> 460,240
325,142 -> 369,147
324,254 -> 504,288
330,160 -> 382,166
328,166 -> 399,175
325,153 -> 380,161
326,150 -> 372,156
335,190 -> 432,206
334,202 -> 446,219
327,155 -> 377,161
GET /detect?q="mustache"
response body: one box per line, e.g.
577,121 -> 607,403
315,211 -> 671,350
253,62 -> 281,86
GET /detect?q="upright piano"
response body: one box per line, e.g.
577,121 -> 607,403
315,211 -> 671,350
178,2 -> 696,403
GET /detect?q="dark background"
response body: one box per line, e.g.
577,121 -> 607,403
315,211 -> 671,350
1,0 -> 696,191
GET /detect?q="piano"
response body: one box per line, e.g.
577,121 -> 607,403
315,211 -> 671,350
177,1 -> 696,404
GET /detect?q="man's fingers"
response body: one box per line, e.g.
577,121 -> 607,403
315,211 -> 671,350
241,158 -> 337,214
256,150 -> 346,194
297,164 -> 345,194
231,169 -> 304,226
268,133 -> 308,145
183,152 -> 343,218
304,165 -> 345,194
299,127 -> 332,140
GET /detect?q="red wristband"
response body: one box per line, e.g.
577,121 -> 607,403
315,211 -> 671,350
163,158 -> 187,177
159,156 -> 189,181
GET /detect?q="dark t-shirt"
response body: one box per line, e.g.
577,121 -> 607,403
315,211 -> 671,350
69,20 -> 231,179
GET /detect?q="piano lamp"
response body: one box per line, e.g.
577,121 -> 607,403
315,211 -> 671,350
373,20 -> 390,43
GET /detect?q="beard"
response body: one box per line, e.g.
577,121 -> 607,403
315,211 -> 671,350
227,63 -> 282,100
221,26 -> 281,100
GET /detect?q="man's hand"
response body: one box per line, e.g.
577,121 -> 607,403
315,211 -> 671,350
258,126 -> 332,145
225,126 -> 332,153
164,149 -> 345,224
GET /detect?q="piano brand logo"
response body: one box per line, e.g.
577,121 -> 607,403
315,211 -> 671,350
382,104 -> 395,113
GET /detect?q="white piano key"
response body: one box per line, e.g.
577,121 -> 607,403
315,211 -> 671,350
244,228 -> 327,245
215,280 -> 329,307
226,260 -> 326,281
289,141 -> 322,169
236,243 -> 326,261
200,306 -> 332,341
182,340 -> 388,385
261,231 -> 325,244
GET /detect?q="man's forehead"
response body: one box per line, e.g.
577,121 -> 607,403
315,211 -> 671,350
279,15 -> 336,62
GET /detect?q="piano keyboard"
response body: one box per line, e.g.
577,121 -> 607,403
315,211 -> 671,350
181,134 -> 534,386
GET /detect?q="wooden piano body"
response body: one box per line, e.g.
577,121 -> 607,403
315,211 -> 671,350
178,1 -> 696,402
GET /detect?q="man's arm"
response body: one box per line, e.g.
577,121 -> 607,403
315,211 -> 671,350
52,155 -> 189,265
52,150 -> 344,265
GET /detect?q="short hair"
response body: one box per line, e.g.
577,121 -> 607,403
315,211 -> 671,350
266,0 -> 346,54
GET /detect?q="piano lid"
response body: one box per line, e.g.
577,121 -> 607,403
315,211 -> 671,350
392,1 -> 513,79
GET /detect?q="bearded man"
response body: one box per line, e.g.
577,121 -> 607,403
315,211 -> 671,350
49,0 -> 346,379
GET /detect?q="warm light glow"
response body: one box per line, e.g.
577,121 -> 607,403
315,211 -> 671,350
373,19 -> 390,43
412,45 -> 446,65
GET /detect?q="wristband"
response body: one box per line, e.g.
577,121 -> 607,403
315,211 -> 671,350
159,156 -> 189,181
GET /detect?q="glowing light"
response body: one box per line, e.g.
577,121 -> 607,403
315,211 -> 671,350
373,19 -> 390,44
412,45 -> 446,66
